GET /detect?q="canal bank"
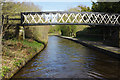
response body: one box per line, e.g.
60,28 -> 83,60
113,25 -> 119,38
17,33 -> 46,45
57,35 -> 120,59
2,39 -> 45,80
1,25 -> 50,79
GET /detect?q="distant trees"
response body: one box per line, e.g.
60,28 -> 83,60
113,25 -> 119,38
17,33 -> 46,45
2,2 -> 41,15
2,2 -> 41,39
92,2 -> 120,13
68,5 -> 91,12
55,5 -> 91,37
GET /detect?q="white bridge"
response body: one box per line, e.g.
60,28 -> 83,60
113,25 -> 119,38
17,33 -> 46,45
2,11 -> 120,26
21,12 -> 120,26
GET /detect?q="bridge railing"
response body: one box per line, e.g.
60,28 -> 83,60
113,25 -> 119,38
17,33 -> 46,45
21,12 -> 120,26
2,13 -> 21,25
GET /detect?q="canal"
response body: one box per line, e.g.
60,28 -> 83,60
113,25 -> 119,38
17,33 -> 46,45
12,36 -> 120,79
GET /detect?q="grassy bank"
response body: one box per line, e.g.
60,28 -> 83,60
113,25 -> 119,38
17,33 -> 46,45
1,38 -> 44,79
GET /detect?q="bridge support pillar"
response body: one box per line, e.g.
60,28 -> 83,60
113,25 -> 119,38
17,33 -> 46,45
15,25 -> 25,40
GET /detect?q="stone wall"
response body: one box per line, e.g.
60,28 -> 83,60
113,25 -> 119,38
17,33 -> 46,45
103,26 -> 119,47
24,26 -> 50,45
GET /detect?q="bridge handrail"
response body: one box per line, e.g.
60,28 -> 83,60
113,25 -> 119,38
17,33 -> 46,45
21,11 -> 120,15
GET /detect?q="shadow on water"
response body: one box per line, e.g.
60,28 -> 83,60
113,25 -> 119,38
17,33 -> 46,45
12,36 -> 120,79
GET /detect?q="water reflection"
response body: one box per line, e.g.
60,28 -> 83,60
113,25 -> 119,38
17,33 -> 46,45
13,36 -> 120,79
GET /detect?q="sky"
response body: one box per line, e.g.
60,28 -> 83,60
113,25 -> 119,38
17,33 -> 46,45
10,0 -> 97,2
7,0 -> 96,11
34,2 -> 93,11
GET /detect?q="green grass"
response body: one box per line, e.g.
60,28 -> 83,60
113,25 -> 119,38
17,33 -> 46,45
13,59 -> 22,67
1,66 -> 11,77
4,52 -> 9,56
21,40 -> 42,48
2,66 -> 10,73
11,39 -> 42,50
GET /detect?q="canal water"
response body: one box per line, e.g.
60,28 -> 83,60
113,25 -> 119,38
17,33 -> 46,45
13,36 -> 120,79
